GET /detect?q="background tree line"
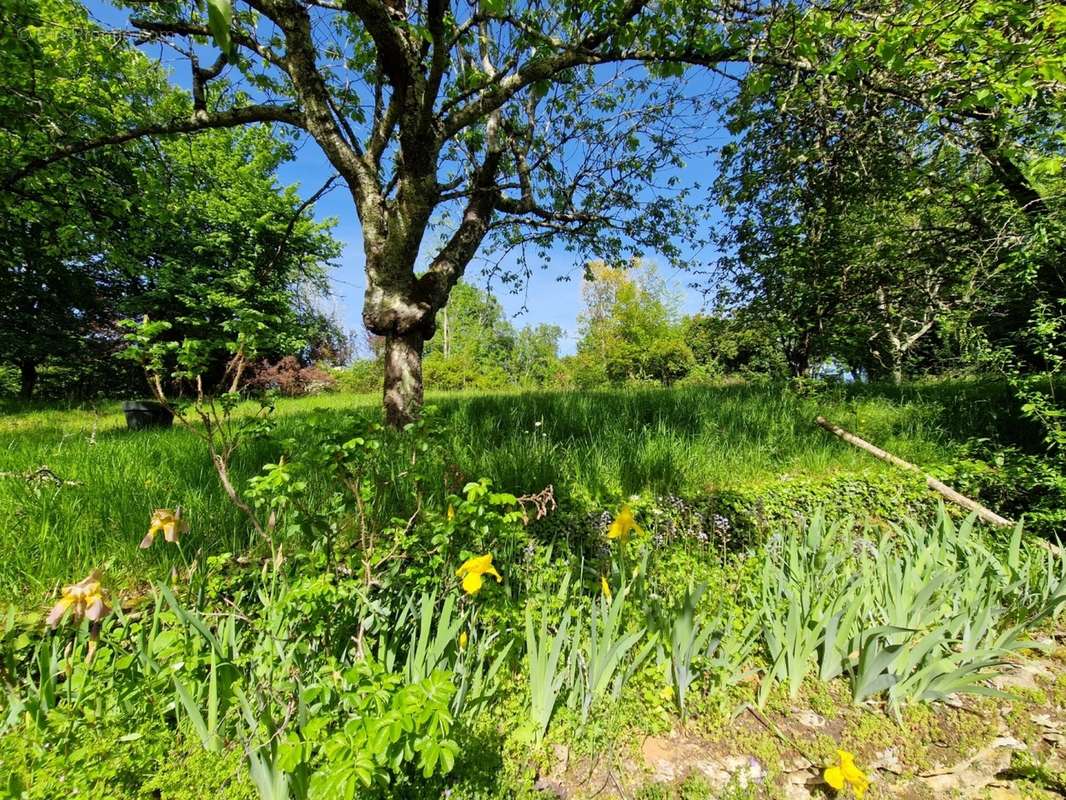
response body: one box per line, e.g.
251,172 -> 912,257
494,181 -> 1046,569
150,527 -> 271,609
340,264 -> 786,393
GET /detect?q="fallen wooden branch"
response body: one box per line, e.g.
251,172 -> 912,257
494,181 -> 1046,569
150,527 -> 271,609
814,416 -> 1014,528
0,466 -> 81,487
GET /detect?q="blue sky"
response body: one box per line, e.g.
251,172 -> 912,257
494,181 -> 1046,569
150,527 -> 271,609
84,1 -> 733,356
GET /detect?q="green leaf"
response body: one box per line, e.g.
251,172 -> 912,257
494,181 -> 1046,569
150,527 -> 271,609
206,0 -> 234,58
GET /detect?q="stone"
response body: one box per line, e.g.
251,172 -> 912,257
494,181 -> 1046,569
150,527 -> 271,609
918,737 -> 1023,795
781,770 -> 819,800
1031,713 -> 1060,730
720,755 -> 766,787
533,777 -> 569,798
641,736 -> 680,783
988,662 -> 1055,692
989,736 -> 1026,751
781,782 -> 815,800
984,788 -> 1025,800
794,710 -> 826,728
550,744 -> 570,775
870,747 -> 904,775
783,754 -> 813,772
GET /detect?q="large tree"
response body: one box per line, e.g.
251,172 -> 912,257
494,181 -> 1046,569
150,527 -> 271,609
120,126 -> 342,384
1,0 -> 780,423
755,0 -> 1065,370
713,86 -> 991,380
574,260 -> 693,385
712,0 -> 1064,381
761,0 -> 1064,225
0,0 -> 166,399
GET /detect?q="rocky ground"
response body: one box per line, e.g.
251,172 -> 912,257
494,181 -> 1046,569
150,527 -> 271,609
535,636 -> 1066,799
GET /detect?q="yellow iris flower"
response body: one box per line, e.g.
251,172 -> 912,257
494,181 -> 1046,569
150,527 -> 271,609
600,575 -> 613,601
824,750 -> 868,798
607,504 -> 644,544
46,570 -> 111,629
459,630 -> 469,649
140,508 -> 189,549
456,554 -> 502,595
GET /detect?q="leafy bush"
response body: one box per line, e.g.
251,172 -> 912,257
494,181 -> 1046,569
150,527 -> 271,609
944,441 -> 1066,539
333,359 -> 381,394
246,357 -> 337,397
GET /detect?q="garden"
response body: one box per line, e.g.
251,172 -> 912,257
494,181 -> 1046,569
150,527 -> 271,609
2,0 -> 1064,796
2,379 -> 1065,799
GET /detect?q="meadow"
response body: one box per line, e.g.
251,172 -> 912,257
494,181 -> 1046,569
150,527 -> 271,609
3,380 -> 1064,800
4,0 -> 1061,792
0,379 -> 1035,601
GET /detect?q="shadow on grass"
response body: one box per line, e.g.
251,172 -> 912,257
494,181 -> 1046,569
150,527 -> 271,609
0,378 -> 1047,601
838,378 -> 1044,449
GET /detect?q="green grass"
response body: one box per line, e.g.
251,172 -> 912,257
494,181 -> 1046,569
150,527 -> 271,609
0,379 -> 1036,603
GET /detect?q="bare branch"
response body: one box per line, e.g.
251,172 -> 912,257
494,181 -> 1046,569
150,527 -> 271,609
3,104 -> 305,188
131,17 -> 285,67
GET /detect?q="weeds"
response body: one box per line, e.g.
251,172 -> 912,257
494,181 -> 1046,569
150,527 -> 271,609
575,585 -> 646,722
3,385 -> 1065,797
0,382 -> 986,598
525,592 -> 575,743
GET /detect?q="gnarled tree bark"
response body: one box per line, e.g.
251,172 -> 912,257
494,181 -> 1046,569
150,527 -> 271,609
383,329 -> 425,427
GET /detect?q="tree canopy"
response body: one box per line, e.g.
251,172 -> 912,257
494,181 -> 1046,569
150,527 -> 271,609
0,0 -> 1061,432
0,0 -> 343,399
1,0 -> 788,423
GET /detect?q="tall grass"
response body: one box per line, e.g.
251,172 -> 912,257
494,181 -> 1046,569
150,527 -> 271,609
0,380 -> 1034,602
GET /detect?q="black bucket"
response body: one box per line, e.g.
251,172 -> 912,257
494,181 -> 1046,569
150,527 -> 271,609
122,400 -> 174,430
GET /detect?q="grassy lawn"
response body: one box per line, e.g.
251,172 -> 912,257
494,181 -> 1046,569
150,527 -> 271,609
3,380 -> 1064,800
0,379 -> 1033,602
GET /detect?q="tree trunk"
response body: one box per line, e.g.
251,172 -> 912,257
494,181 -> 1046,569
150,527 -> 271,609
977,136 -> 1046,220
885,338 -> 904,385
442,306 -> 450,359
18,360 -> 37,400
786,346 -> 810,378
383,330 -> 425,427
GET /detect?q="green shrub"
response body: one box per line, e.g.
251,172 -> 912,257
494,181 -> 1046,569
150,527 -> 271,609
332,360 -> 380,394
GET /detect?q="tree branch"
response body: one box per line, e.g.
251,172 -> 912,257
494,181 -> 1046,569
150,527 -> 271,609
416,150 -> 503,310
131,18 -> 285,67
442,0 -> 651,138
343,0 -> 415,92
267,0 -> 376,200
3,104 -> 305,188
266,173 -> 341,273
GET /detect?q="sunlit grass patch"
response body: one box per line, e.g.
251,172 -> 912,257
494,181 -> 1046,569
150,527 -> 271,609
0,380 -> 1031,600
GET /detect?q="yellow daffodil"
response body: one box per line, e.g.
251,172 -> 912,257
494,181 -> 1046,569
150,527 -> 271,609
459,631 -> 469,649
456,554 -> 502,595
824,750 -> 868,798
600,575 -> 613,602
46,570 -> 110,629
607,504 -> 644,544
140,508 -> 189,549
